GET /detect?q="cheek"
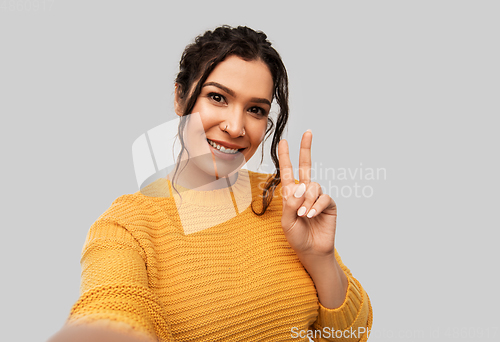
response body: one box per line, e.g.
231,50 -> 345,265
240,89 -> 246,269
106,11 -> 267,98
195,104 -> 218,131
259,121 -> 269,141
249,124 -> 267,148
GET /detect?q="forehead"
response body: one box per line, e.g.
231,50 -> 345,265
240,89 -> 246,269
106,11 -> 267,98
205,55 -> 274,100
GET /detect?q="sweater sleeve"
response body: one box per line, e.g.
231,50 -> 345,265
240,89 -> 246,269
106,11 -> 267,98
310,249 -> 373,342
66,218 -> 174,342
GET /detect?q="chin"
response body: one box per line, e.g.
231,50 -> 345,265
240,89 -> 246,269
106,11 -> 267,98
195,161 -> 239,179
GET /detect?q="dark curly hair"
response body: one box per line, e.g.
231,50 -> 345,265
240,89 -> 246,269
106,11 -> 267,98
171,25 -> 289,216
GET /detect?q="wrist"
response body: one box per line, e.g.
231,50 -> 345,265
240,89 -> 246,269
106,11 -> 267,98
297,251 -> 349,309
296,249 -> 335,277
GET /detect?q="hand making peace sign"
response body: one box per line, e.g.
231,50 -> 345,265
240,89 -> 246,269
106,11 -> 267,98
278,130 -> 338,257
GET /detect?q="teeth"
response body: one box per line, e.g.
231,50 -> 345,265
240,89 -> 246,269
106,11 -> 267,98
207,139 -> 240,154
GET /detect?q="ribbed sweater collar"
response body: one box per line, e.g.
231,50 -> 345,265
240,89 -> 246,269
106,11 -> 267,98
168,168 -> 253,208
141,168 -> 255,209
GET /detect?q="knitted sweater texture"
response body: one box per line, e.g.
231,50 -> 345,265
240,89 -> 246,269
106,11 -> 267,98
67,169 -> 372,341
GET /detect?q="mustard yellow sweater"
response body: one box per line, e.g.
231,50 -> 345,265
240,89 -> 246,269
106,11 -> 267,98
67,169 -> 372,341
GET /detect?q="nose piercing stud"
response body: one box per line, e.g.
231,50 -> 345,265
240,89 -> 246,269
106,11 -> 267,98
223,125 -> 245,136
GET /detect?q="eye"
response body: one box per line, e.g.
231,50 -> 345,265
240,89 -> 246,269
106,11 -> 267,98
248,106 -> 267,116
208,92 -> 227,104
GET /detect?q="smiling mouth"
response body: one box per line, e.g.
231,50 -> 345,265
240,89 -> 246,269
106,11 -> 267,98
206,139 -> 246,153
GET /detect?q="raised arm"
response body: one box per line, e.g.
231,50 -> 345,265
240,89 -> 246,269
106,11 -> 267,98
47,219 -> 174,342
278,131 -> 372,341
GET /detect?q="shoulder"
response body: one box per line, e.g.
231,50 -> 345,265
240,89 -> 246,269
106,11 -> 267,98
246,169 -> 299,192
246,169 -> 278,187
82,193 -> 168,276
245,169 -> 298,213
97,193 -> 161,226
89,189 -> 173,247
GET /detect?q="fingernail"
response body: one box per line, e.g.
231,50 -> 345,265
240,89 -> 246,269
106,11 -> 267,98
297,206 -> 307,216
294,183 -> 306,198
307,209 -> 316,218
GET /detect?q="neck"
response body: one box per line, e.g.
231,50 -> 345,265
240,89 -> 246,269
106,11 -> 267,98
167,162 -> 240,191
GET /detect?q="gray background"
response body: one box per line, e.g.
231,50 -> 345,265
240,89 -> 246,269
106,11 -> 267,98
1,1 -> 499,341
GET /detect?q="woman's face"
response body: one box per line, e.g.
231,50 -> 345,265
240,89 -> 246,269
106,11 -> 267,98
175,55 -> 274,180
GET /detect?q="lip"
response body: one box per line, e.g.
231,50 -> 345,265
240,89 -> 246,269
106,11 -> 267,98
207,138 -> 245,150
207,139 -> 244,161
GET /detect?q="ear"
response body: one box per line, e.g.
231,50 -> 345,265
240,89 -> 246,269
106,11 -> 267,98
174,84 -> 183,117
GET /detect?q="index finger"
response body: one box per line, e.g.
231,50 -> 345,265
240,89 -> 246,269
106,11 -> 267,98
299,130 -> 312,185
278,139 -> 295,186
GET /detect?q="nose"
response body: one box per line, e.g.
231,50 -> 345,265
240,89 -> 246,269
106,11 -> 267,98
221,109 -> 245,138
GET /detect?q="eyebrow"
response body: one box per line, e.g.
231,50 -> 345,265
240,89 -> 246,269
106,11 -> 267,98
202,82 -> 272,107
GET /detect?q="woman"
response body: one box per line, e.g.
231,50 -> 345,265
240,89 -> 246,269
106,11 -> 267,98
49,25 -> 372,342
